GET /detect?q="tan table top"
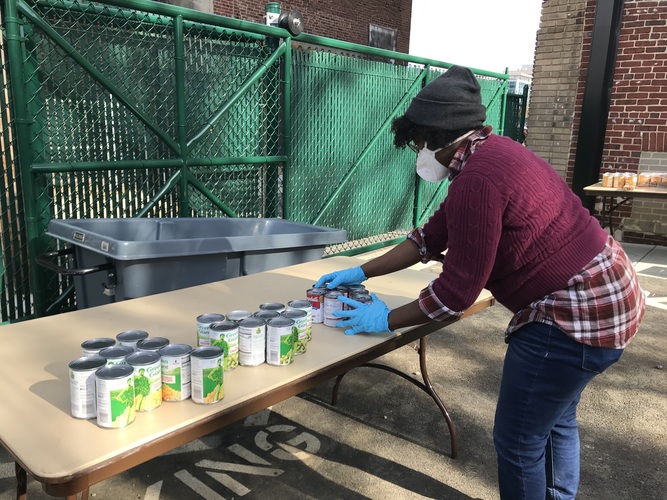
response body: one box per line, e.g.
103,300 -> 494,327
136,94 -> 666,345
0,256 -> 493,495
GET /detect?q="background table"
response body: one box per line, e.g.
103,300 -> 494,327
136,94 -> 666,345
0,256 -> 494,499
584,182 -> 667,233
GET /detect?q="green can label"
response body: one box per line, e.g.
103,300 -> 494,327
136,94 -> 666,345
282,309 -> 308,355
191,347 -> 224,404
159,344 -> 192,401
127,352 -> 162,412
209,321 -> 239,372
96,365 -> 136,429
266,318 -> 296,366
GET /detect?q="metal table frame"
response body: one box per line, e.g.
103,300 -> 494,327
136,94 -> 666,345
584,182 -> 667,234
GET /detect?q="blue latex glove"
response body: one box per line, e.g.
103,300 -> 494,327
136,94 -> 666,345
313,266 -> 367,290
333,293 -> 392,335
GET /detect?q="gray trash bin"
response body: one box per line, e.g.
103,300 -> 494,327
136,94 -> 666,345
40,218 -> 346,309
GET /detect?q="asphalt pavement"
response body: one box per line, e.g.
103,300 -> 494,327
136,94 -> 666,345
1,242 -> 665,500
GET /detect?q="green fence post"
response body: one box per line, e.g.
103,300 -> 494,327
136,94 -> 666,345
174,14 -> 190,216
5,0 -> 48,316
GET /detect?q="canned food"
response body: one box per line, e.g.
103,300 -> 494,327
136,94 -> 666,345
209,321 -> 239,371
266,317 -> 296,366
158,344 -> 192,401
196,313 -> 225,347
227,310 -> 252,323
95,364 -> 136,428
287,299 -> 313,341
69,355 -> 106,419
136,337 -> 170,352
81,337 -> 116,357
350,292 -> 373,304
335,286 -> 350,297
126,351 -> 162,412
306,288 -> 325,324
347,284 -> 367,295
601,172 -> 613,187
238,317 -> 266,366
323,290 -> 344,327
253,310 -> 281,321
191,346 -> 224,404
116,330 -> 149,348
259,302 -> 285,313
281,309 -> 308,355
99,345 -> 135,365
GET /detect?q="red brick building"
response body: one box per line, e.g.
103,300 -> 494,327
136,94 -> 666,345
529,0 -> 667,244
161,0 -> 413,54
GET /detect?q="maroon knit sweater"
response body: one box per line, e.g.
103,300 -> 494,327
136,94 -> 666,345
420,134 -> 609,313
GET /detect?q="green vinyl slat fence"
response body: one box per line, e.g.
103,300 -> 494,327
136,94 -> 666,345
0,0 -> 512,321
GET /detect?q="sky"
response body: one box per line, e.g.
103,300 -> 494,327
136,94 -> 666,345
409,0 -> 543,74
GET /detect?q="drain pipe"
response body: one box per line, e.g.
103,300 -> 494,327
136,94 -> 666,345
571,0 -> 625,211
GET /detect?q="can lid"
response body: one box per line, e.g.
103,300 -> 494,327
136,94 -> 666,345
209,320 -> 239,332
99,345 -> 135,359
126,351 -> 161,366
158,343 -> 193,357
96,364 -> 134,380
281,309 -> 307,319
287,299 -> 311,309
325,290 -> 342,298
239,317 -> 265,328
253,310 -> 280,320
191,346 -> 224,359
197,313 -> 225,323
268,317 -> 295,327
307,288 -> 326,294
81,337 -> 116,349
69,355 -> 106,371
227,310 -> 252,321
116,330 -> 149,342
259,302 -> 285,311
136,337 -> 170,350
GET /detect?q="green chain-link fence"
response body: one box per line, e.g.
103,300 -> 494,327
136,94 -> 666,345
0,0 -> 510,321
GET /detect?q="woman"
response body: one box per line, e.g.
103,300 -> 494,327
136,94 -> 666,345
314,65 -> 645,499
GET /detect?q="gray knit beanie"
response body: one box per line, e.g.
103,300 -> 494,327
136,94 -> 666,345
405,65 -> 486,131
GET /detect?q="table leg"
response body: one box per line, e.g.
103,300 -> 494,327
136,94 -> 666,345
330,337 -> 458,458
15,462 -> 26,500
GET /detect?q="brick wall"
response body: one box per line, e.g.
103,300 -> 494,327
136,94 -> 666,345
527,0 -> 588,180
211,0 -> 413,53
531,0 -> 667,244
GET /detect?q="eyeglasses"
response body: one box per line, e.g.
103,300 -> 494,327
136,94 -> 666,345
407,142 -> 420,154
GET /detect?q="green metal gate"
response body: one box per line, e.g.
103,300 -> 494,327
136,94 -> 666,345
0,0 -> 508,321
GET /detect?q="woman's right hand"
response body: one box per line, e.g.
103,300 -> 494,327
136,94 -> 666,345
313,266 -> 367,289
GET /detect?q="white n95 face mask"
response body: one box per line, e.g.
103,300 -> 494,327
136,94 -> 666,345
415,131 -> 476,182
415,142 -> 446,182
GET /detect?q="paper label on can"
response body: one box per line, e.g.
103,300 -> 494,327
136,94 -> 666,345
70,369 -> 97,419
210,329 -> 239,371
307,293 -> 324,323
239,323 -> 266,366
323,295 -> 344,327
132,362 -> 162,411
267,325 -> 296,366
96,376 -> 136,428
161,355 -> 191,401
292,316 -> 308,355
191,356 -> 224,404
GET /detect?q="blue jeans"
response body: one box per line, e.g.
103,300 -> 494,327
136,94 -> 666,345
493,322 -> 623,500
